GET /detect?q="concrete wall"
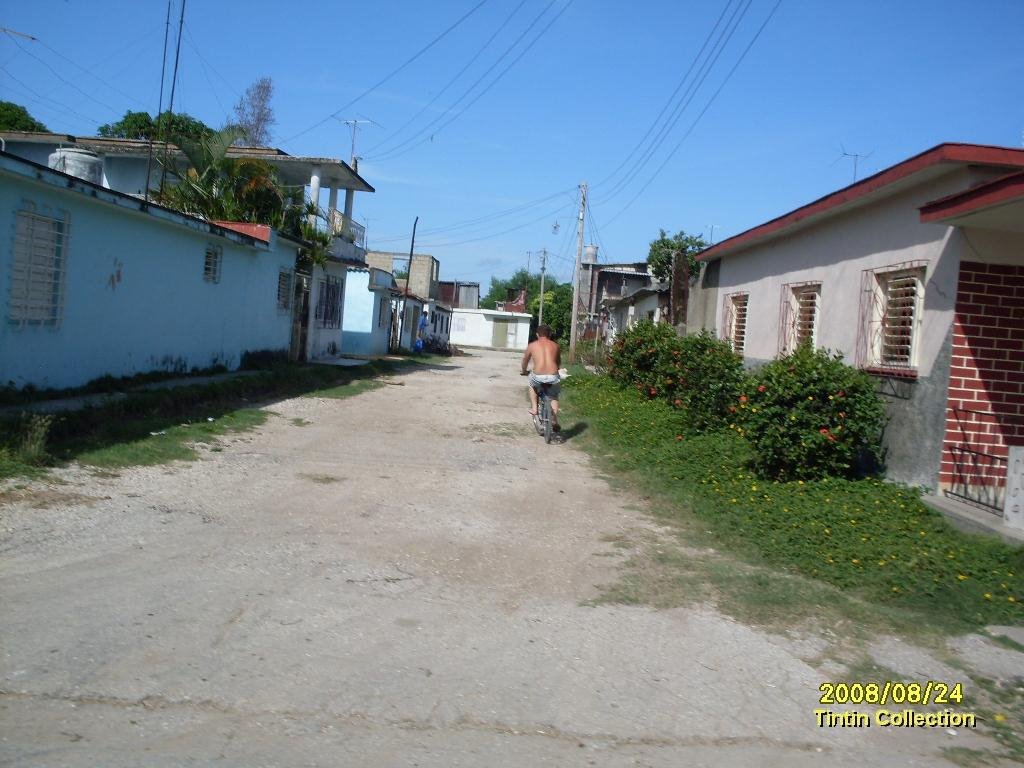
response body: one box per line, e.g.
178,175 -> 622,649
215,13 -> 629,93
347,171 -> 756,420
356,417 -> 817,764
306,262 -> 346,360
450,308 -> 530,350
686,259 -> 719,334
408,253 -> 439,300
393,296 -> 425,351
341,269 -> 391,357
0,170 -> 297,389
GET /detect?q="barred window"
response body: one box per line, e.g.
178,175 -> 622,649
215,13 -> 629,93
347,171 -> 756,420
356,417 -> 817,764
315,275 -> 342,329
204,245 -> 222,283
8,202 -> 69,328
780,282 -> 821,353
876,268 -> 924,369
276,269 -> 293,311
724,292 -> 749,355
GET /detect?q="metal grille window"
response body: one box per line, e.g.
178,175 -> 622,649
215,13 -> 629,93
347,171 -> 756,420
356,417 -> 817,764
315,276 -> 342,329
877,268 -> 924,369
276,269 -> 293,311
8,203 -> 69,328
724,293 -> 749,355
204,245 -> 222,283
779,282 -> 821,353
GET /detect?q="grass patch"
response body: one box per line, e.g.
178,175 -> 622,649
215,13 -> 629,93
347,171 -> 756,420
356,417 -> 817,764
563,374 -> 1024,632
0,359 -> 424,478
74,408 -> 267,468
307,378 -> 382,399
290,418 -> 314,427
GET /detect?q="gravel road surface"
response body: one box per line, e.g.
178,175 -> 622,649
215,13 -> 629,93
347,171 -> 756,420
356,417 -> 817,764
0,350 -> 1004,766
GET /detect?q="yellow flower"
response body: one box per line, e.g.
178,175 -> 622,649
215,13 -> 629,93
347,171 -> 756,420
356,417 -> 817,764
891,586 -> 899,592
957,574 -> 968,581
984,593 -> 993,600
1010,596 -> 1017,603
994,713 -> 1006,723
852,558 -> 860,564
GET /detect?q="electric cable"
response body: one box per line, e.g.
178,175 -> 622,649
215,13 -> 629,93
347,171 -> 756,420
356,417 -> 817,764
281,0 -> 491,145
369,0 -> 575,163
602,0 -> 783,227
594,0 -> 754,204
364,0 -> 528,155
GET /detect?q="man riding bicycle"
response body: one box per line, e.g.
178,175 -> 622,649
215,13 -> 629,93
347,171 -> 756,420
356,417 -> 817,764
520,324 -> 561,432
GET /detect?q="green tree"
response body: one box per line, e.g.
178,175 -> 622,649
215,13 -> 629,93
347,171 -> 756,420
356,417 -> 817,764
0,101 -> 47,132
98,110 -> 214,142
480,268 -> 544,309
647,229 -> 707,283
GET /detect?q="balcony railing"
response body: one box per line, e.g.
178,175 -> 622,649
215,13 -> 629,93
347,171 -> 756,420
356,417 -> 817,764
328,211 -> 366,247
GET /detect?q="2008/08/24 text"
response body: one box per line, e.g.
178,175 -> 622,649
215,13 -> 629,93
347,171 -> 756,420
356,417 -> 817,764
819,680 -> 964,707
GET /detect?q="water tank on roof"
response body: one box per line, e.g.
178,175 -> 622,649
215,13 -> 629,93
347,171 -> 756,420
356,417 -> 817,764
48,147 -> 103,185
582,244 -> 599,264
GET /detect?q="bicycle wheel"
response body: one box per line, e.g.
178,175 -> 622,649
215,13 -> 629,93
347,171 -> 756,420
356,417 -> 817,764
542,397 -> 553,444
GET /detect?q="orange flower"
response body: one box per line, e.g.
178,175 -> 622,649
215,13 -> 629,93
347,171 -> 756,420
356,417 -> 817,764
739,395 -> 748,404
757,385 -> 766,393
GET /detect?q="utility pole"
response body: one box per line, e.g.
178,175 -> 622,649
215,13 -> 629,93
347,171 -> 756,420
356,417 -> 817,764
397,215 -> 418,352
538,248 -> 548,325
569,182 -> 587,362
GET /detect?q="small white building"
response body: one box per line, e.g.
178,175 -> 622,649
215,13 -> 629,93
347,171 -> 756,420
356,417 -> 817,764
0,151 -> 302,389
450,307 -> 531,351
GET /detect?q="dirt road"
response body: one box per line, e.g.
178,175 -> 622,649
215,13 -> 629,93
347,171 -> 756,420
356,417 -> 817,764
0,350 -> 1001,766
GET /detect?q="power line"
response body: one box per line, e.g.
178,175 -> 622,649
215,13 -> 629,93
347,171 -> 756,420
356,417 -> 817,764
281,0 -> 491,145
602,0 -> 783,227
0,65 -> 101,125
370,186 -> 576,243
417,199 -> 576,248
364,0 -> 528,156
1,29 -> 121,116
367,0 -> 564,161
589,0 -> 735,194
593,0 -> 754,204
368,0 -> 575,163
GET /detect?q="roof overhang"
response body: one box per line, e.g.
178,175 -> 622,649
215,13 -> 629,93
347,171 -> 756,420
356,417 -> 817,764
0,132 -> 374,193
698,143 -> 1024,262
919,171 -> 1024,232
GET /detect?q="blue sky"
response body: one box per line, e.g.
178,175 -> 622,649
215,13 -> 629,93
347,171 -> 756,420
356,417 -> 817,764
2,1 -> 1022,286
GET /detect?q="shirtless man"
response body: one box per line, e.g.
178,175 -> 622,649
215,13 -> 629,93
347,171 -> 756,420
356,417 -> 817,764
520,324 -> 561,429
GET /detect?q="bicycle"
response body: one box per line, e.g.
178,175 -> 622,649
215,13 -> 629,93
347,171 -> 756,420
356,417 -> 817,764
520,372 -> 557,444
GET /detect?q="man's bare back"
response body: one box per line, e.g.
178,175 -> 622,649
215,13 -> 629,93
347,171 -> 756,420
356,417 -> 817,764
522,337 -> 560,375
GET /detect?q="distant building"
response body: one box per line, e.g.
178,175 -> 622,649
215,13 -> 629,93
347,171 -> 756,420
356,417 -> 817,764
438,280 -> 480,309
450,308 -> 531,351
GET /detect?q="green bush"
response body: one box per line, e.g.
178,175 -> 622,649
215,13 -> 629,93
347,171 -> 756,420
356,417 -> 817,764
734,345 -> 886,481
563,374 -> 1023,628
606,321 -> 743,432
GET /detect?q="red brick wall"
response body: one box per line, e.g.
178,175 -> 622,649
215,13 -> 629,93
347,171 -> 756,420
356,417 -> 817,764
940,261 -> 1024,488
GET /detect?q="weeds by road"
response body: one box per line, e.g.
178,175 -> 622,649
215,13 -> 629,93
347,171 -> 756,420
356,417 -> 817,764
0,358 -> 440,479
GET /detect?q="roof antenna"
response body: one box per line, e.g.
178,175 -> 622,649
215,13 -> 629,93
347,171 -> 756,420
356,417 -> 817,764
832,143 -> 873,183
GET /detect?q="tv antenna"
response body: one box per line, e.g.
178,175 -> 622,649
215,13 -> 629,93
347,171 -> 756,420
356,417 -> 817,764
832,144 -> 873,183
340,117 -> 383,164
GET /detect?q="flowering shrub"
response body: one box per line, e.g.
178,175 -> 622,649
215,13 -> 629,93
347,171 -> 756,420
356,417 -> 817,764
736,345 -> 886,481
563,373 -> 1023,627
607,321 -> 744,431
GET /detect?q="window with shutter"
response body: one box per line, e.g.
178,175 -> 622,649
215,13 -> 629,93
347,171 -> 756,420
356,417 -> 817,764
8,203 -> 69,328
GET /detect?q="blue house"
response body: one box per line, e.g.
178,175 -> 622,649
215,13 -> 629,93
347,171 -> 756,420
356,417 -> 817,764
341,267 -> 396,357
0,151 -> 303,389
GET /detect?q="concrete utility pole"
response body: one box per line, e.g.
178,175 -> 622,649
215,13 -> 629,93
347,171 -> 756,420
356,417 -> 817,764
569,182 -> 587,362
538,248 -> 548,325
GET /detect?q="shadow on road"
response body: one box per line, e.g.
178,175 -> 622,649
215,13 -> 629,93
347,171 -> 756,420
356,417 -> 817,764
558,421 -> 588,441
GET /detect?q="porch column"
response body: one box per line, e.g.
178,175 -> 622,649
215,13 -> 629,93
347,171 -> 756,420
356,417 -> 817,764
308,164 -> 322,227
327,186 -> 339,233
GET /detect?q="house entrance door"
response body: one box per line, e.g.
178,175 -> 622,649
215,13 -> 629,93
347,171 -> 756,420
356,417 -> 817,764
290,272 -> 310,362
491,319 -> 510,348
